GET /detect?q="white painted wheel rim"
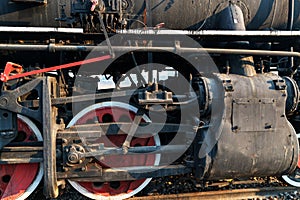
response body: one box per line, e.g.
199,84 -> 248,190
15,115 -> 43,200
68,102 -> 161,200
282,133 -> 300,187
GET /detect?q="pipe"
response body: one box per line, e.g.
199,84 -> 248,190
0,44 -> 300,58
288,0 -> 295,30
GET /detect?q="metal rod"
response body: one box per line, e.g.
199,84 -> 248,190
2,55 -> 111,82
0,26 -> 83,33
288,0 -> 295,30
117,30 -> 300,36
58,165 -> 191,181
58,123 -> 196,137
80,145 -> 188,159
0,151 -> 43,164
0,44 -> 299,57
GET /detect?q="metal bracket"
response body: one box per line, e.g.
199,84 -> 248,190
138,84 -> 173,105
0,62 -> 23,82
0,78 -> 43,123
273,79 -> 287,90
222,79 -> 234,92
0,110 -> 17,149
122,110 -> 143,154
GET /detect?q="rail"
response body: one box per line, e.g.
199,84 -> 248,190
131,187 -> 300,200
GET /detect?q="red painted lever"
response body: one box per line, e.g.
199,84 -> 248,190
0,62 -> 24,82
0,55 -> 112,82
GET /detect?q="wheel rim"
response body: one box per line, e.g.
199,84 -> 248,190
0,115 -> 43,200
68,102 -> 160,200
282,133 -> 300,187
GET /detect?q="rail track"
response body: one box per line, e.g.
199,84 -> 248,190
27,177 -> 300,200
131,187 -> 300,200
28,185 -> 300,200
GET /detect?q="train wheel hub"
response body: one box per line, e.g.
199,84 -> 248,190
68,102 -> 160,199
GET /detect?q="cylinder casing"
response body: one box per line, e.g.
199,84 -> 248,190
197,74 -> 299,180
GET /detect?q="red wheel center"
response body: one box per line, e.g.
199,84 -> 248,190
0,117 -> 40,200
70,105 -> 159,197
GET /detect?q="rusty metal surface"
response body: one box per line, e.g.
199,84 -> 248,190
0,0 -> 299,30
131,0 -> 293,30
42,77 -> 59,198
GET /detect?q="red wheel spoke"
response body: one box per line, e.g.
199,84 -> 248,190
68,102 -> 160,199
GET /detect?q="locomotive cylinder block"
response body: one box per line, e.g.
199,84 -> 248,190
198,74 -> 299,180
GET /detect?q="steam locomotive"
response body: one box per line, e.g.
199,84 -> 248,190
0,0 -> 300,199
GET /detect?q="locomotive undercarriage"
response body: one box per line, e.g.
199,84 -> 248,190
0,29 -> 299,199
1,0 -> 300,199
